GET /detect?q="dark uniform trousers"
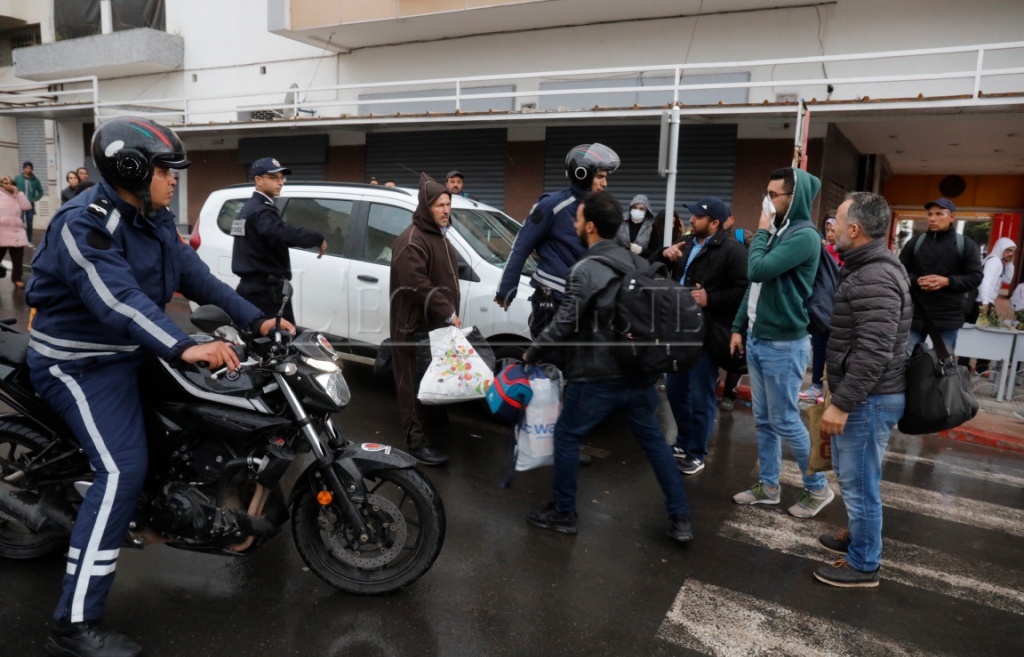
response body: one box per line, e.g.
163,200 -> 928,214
236,277 -> 295,324
27,351 -> 148,623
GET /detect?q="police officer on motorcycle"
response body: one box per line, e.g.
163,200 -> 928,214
26,117 -> 293,657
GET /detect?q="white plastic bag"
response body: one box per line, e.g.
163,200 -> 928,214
417,325 -> 495,404
514,373 -> 561,471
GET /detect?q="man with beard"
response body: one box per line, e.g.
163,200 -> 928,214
652,197 -> 748,475
523,190 -> 693,543
389,174 -> 461,466
814,192 -> 911,588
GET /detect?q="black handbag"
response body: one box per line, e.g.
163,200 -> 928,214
898,290 -> 979,435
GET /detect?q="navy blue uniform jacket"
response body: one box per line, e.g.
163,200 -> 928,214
27,182 -> 262,363
231,191 -> 323,281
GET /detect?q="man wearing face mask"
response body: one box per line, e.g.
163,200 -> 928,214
729,167 -> 835,519
617,194 -> 658,259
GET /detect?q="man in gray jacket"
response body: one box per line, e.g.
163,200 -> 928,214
814,192 -> 912,588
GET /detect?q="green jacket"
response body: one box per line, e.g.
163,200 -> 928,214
731,168 -> 821,341
14,174 -> 43,208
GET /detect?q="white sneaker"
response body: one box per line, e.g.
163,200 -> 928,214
788,486 -> 835,518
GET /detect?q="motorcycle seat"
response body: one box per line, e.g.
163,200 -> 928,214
0,330 -> 28,366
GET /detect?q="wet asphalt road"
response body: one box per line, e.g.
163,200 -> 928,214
1,292 -> 1023,657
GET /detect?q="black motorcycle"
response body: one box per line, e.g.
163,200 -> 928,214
0,290 -> 444,595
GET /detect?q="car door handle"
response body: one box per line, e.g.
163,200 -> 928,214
357,275 -> 379,283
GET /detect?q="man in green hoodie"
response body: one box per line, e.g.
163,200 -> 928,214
729,167 -> 835,518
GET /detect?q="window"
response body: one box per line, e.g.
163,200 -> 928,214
451,208 -> 536,276
281,198 -> 354,257
55,0 -> 166,41
0,26 -> 42,67
362,203 -> 413,264
215,199 -> 247,235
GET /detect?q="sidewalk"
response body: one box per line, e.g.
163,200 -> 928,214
725,373 -> 1024,454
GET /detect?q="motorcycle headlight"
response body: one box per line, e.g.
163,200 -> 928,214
315,372 -> 351,406
302,356 -> 340,373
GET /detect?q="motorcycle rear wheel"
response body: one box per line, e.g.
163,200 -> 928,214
292,467 -> 445,594
0,421 -> 69,559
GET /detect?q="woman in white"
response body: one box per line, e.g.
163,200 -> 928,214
977,237 -> 1016,314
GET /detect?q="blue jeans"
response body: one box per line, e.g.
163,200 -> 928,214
22,208 -> 34,241
665,350 -> 718,460
907,327 -> 957,356
746,332 -> 826,491
832,393 -> 905,572
552,380 -> 689,518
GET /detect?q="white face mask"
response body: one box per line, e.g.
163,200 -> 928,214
629,208 -> 646,223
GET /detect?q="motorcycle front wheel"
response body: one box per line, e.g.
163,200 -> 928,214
292,467 -> 445,594
0,421 -> 69,559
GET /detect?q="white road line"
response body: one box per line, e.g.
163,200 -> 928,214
657,579 -> 951,657
883,450 -> 1024,489
720,506 -> 1024,616
776,461 -> 1024,538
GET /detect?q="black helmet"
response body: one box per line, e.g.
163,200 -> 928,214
92,117 -> 190,192
565,143 -> 620,188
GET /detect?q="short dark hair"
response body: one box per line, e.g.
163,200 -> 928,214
581,191 -> 622,239
769,167 -> 794,193
844,192 -> 891,239
77,166 -> 88,173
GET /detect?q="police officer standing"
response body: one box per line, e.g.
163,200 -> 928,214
231,158 -> 327,323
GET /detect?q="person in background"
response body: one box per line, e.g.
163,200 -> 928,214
617,194 -> 659,258
898,198 -> 983,354
523,190 -> 693,543
60,171 -> 80,206
814,192 -> 911,588
14,161 -> 43,246
446,170 -> 468,198
384,180 -> 397,187
0,175 -> 31,288
76,166 -> 95,193
369,177 -> 380,185
970,237 -> 1016,376
824,215 -> 843,265
652,208 -> 685,250
799,211 -> 842,404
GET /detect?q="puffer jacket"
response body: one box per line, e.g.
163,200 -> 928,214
525,239 -> 654,382
825,238 -> 912,412
0,189 -> 30,247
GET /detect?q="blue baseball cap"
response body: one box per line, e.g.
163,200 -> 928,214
250,157 -> 292,179
685,197 -> 730,223
924,198 -> 955,213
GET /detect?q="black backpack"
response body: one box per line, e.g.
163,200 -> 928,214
785,224 -> 840,334
589,256 -> 705,374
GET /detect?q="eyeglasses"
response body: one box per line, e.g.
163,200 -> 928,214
766,191 -> 793,200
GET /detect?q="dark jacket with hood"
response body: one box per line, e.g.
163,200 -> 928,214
651,227 -> 749,330
390,174 -> 460,340
525,239 -> 654,382
826,238 -> 912,411
732,168 -> 822,341
898,226 -> 983,332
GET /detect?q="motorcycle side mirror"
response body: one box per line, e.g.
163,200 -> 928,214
191,305 -> 233,333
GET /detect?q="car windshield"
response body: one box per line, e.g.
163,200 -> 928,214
449,207 -> 537,276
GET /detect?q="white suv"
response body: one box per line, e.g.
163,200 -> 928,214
190,183 -> 536,364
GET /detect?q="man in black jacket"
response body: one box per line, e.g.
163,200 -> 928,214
652,197 -> 748,475
815,192 -> 912,588
898,198 -> 982,353
231,157 -> 328,322
523,191 -> 693,543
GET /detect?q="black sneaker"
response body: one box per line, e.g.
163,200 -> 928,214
719,397 -> 734,412
46,621 -> 142,657
667,514 -> 694,543
526,503 -> 578,535
813,557 -> 880,588
410,446 -> 450,466
818,529 -> 851,555
678,456 -> 705,476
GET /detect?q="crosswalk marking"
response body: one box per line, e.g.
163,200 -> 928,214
720,506 -> 1024,616
882,450 -> 1024,489
657,579 -> 952,657
776,461 -> 1024,538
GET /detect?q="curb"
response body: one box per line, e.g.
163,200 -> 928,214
727,384 -> 1024,454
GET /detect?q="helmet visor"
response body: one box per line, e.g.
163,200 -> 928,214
567,143 -> 620,174
152,153 -> 191,170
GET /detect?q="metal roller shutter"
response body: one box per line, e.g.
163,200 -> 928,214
238,135 -> 327,182
543,124 -> 737,219
16,118 -> 49,191
365,129 -> 506,209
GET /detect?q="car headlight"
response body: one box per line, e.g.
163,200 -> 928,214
302,356 -> 340,373
315,372 -> 351,406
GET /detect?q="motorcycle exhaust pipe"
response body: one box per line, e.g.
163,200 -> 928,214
0,480 -> 75,534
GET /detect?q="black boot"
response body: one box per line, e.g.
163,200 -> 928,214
46,620 -> 142,657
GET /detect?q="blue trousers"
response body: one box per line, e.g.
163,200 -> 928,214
665,350 -> 719,460
29,352 -> 148,623
552,380 -> 689,518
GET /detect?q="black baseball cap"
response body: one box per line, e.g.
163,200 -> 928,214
250,157 -> 292,178
685,197 -> 730,223
924,198 -> 956,213
446,170 -> 464,180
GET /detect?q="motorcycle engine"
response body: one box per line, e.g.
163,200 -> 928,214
150,483 -> 222,541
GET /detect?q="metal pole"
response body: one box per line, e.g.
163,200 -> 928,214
663,105 -> 680,248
